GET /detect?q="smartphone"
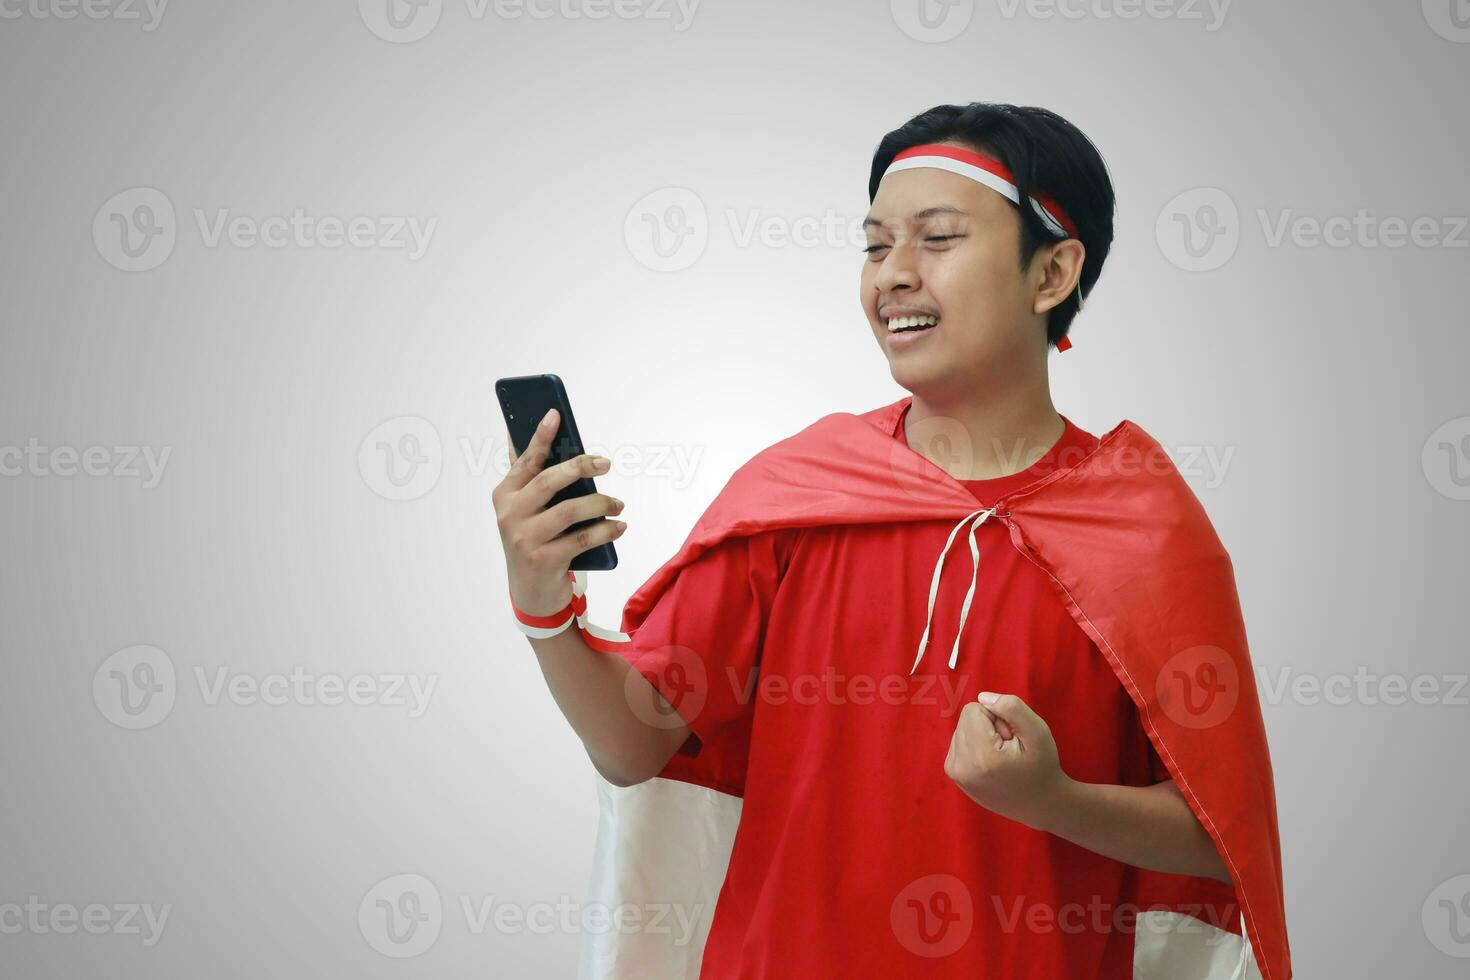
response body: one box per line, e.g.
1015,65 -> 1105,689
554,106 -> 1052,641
496,373 -> 618,572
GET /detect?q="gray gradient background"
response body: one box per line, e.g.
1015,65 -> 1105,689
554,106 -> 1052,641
1,1 -> 1467,976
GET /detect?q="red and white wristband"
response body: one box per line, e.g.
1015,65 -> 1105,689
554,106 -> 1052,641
509,571 -> 633,651
510,570 -> 587,639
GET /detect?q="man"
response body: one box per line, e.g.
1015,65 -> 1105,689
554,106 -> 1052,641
495,102 -> 1290,978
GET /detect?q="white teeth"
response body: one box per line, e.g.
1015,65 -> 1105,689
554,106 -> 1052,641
886,314 -> 939,332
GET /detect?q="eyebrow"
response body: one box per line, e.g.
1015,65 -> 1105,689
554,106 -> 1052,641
862,205 -> 970,230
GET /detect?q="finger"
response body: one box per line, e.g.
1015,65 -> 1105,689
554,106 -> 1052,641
505,408 -> 560,490
542,516 -> 627,565
974,700 -> 1016,741
976,692 -> 1045,742
521,451 -> 610,512
958,700 -> 1000,744
526,493 -> 624,544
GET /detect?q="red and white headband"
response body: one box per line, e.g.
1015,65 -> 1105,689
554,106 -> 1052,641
881,142 -> 1082,351
883,143 -> 1077,238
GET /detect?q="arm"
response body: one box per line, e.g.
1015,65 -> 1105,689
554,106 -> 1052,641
944,692 -> 1231,884
1038,776 -> 1231,883
493,407 -> 690,787
524,625 -> 692,788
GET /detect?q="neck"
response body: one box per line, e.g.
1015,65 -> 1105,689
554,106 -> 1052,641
904,385 -> 1065,481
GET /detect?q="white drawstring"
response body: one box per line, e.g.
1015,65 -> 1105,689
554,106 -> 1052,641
909,506 -> 998,674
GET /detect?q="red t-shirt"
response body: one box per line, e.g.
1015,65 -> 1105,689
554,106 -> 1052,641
618,409 -> 1183,978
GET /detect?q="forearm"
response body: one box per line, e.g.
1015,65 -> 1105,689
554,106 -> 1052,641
1039,777 -> 1232,884
526,628 -> 689,787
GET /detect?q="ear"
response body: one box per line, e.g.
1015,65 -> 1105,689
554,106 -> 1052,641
1031,238 -> 1086,317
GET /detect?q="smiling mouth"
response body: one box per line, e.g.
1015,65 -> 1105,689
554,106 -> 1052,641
886,314 -> 939,334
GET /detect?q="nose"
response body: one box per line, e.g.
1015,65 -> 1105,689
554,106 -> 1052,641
873,239 -> 920,296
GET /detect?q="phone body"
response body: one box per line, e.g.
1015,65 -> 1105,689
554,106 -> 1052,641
496,373 -> 618,571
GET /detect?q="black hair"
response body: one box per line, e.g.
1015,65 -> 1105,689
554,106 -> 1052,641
867,102 -> 1115,348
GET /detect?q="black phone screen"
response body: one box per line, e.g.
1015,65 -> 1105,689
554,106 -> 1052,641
496,373 -> 617,572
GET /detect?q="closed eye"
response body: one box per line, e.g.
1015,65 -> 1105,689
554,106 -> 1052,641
863,235 -> 964,254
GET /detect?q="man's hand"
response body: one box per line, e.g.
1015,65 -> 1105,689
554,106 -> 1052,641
493,407 -> 627,615
944,690 -> 1233,883
943,691 -> 1070,831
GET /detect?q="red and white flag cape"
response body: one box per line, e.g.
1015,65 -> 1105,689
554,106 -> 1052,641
573,396 -> 1290,979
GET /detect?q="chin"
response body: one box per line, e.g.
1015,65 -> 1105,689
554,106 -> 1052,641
886,357 -> 949,396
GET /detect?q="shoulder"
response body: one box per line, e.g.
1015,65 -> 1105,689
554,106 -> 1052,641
1109,419 -> 1232,558
686,522 -> 804,577
1031,417 -> 1232,564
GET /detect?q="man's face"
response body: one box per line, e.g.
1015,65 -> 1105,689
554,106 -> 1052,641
860,148 -> 1042,398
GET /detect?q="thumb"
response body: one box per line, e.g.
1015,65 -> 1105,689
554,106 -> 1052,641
976,692 -> 1045,742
